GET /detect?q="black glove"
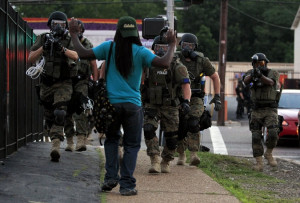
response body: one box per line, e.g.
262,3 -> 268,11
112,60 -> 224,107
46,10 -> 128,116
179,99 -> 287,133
180,99 -> 190,116
43,38 -> 51,50
54,41 -> 63,52
255,68 -> 262,78
209,94 -> 222,111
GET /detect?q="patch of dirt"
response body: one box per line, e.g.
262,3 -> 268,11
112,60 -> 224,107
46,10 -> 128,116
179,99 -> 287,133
241,157 -> 300,200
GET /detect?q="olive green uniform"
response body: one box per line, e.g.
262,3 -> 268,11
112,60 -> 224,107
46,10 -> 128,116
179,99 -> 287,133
31,33 -> 76,141
176,52 -> 215,152
245,69 -> 280,157
64,37 -> 94,139
143,57 -> 190,162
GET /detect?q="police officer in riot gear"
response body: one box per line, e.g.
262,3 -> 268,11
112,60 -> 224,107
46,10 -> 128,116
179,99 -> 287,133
176,33 -> 221,166
64,20 -> 98,152
143,35 -> 191,173
28,11 -> 79,162
244,53 -> 280,171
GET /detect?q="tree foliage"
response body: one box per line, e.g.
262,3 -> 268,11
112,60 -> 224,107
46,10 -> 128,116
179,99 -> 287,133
14,0 -> 299,62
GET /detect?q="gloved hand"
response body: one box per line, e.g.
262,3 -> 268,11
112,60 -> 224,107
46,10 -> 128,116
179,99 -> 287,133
54,41 -> 63,52
180,99 -> 190,116
209,94 -> 222,111
43,38 -> 51,50
255,68 -> 262,78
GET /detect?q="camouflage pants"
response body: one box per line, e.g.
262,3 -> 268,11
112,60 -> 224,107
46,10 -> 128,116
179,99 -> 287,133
65,79 -> 89,138
144,103 -> 179,162
177,97 -> 204,152
40,79 -> 73,141
250,108 -> 279,157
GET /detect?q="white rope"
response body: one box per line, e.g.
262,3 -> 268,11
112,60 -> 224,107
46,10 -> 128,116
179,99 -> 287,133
26,56 -> 45,79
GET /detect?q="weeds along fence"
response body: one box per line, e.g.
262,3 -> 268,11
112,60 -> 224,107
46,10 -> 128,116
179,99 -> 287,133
0,1 -> 43,159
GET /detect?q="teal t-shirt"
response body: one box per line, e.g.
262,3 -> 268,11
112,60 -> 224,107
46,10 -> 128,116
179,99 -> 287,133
92,41 -> 156,106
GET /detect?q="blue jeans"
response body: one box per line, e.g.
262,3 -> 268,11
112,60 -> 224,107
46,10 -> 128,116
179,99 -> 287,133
104,102 -> 143,190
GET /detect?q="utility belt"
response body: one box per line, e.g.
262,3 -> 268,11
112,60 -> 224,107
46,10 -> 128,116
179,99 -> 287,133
41,74 -> 70,87
191,89 -> 205,98
146,86 -> 179,107
253,102 -> 278,109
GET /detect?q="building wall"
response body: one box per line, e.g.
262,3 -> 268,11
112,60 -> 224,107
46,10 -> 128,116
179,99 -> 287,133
295,26 -> 300,75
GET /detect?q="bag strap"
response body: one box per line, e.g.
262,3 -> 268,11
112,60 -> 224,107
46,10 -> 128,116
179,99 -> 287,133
105,41 -> 114,81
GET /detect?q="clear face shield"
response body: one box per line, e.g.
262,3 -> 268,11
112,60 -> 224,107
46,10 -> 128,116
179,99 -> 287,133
154,44 -> 168,57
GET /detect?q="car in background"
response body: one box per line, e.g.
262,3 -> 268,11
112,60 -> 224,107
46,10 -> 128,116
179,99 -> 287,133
263,89 -> 300,146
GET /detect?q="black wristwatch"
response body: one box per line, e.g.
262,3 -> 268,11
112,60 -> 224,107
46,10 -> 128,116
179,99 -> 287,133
62,47 -> 67,54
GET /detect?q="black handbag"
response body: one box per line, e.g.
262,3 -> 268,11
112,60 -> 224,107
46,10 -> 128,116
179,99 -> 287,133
199,109 -> 212,131
93,42 -> 115,134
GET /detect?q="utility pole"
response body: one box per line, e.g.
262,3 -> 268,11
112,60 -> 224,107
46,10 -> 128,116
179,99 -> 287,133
166,0 -> 175,29
217,0 -> 228,126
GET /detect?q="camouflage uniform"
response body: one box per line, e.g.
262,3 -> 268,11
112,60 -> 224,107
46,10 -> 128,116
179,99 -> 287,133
64,37 -> 94,150
245,69 -> 280,157
143,57 -> 190,163
176,51 -> 216,153
31,33 -> 75,141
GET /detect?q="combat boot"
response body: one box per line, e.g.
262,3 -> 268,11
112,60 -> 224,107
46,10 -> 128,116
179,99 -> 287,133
190,151 -> 200,166
65,136 -> 74,152
253,156 -> 263,171
148,155 -> 160,173
264,148 -> 277,167
50,138 -> 61,162
75,135 -> 87,151
161,159 -> 170,173
177,151 -> 186,165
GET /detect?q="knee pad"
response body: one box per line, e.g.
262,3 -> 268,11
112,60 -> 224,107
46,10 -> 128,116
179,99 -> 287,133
267,128 -> 278,142
143,123 -> 157,140
54,109 -> 66,126
187,117 -> 200,133
165,137 -> 178,150
252,131 -> 262,145
164,131 -> 178,150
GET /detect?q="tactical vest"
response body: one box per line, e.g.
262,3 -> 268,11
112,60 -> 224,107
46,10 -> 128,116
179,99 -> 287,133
176,51 -> 205,93
76,38 -> 92,77
250,69 -> 280,107
144,58 -> 181,106
41,33 -> 77,79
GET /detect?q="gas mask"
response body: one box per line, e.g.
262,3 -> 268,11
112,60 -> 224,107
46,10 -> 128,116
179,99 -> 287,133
154,44 -> 168,57
51,20 -> 67,37
253,60 -> 268,75
78,33 -> 83,40
181,42 -> 197,60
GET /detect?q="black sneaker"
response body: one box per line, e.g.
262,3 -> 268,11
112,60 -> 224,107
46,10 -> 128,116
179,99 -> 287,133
120,188 -> 138,196
101,180 -> 118,192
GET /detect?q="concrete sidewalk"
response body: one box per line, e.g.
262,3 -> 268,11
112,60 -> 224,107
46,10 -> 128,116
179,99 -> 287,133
0,132 -> 240,203
104,149 -> 240,203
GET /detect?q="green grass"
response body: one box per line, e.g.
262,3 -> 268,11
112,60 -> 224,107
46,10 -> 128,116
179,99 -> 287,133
190,151 -> 299,203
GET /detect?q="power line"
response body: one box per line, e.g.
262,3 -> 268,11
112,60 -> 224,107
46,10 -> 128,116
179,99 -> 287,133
9,0 -> 164,5
228,3 -> 292,30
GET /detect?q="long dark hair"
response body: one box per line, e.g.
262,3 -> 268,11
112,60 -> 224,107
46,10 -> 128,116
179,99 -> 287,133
114,29 -> 142,79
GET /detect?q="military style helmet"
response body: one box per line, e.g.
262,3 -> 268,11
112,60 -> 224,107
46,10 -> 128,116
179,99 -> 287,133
251,53 -> 269,63
47,11 -> 68,28
179,33 -> 198,49
151,35 -> 166,50
77,20 -> 85,33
